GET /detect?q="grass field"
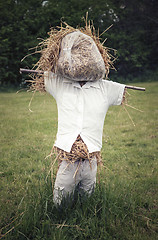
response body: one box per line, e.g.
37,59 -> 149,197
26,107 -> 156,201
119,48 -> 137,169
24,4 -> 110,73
0,81 -> 158,240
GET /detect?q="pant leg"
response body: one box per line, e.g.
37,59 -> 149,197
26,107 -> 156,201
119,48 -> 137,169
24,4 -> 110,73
79,157 -> 97,196
53,160 -> 80,206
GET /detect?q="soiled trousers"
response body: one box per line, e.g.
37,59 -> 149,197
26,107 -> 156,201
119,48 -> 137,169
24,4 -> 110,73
53,157 -> 97,206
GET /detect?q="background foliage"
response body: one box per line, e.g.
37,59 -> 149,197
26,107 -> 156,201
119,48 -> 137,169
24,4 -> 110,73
0,0 -> 158,86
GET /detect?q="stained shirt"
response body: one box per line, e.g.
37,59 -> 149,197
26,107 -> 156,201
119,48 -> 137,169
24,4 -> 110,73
44,71 -> 125,153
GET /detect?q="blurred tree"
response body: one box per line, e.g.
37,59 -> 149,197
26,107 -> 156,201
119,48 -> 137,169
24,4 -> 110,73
0,0 -> 47,85
104,0 -> 158,79
0,0 -> 157,85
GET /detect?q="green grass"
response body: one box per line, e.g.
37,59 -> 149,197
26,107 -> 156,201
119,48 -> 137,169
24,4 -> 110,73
0,82 -> 157,240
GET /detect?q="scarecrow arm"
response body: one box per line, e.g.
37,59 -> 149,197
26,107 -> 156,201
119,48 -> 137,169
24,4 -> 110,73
19,68 -> 146,91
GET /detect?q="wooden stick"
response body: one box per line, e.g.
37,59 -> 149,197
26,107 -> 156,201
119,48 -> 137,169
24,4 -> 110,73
20,68 -> 43,74
19,68 -> 146,91
125,85 -> 145,91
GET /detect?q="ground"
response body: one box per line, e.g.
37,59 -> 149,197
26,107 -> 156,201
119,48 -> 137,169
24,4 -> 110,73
0,81 -> 157,240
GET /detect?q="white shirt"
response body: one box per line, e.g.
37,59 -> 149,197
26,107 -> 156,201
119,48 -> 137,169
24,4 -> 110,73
44,71 -> 125,153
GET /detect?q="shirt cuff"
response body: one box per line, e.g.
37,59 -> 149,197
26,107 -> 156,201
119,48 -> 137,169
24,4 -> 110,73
116,84 -> 126,105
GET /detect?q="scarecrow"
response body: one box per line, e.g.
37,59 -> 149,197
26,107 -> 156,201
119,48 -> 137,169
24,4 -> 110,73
20,21 -> 145,206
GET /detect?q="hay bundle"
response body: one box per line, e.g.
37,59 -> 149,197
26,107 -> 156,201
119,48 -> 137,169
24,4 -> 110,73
57,31 -> 105,81
29,21 -> 115,92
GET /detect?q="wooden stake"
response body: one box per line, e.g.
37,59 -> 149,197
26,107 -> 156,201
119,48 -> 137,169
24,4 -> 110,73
125,85 -> 145,91
20,68 -> 43,74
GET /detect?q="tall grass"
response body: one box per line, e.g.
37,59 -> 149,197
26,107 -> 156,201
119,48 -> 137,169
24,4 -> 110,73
0,82 -> 157,239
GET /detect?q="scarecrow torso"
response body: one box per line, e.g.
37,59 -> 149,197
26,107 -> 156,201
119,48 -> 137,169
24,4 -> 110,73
44,72 -> 125,153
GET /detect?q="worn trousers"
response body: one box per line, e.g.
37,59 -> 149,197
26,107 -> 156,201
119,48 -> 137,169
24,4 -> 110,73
53,157 -> 97,206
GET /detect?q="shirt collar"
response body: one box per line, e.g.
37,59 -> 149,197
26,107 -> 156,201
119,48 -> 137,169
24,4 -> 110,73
63,79 -> 100,89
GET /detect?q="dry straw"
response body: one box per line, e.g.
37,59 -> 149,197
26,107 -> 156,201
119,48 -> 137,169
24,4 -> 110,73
27,16 -> 115,92
45,135 -> 102,189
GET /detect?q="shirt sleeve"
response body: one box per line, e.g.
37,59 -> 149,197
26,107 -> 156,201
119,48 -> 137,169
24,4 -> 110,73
103,80 -> 125,106
44,71 -> 58,99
